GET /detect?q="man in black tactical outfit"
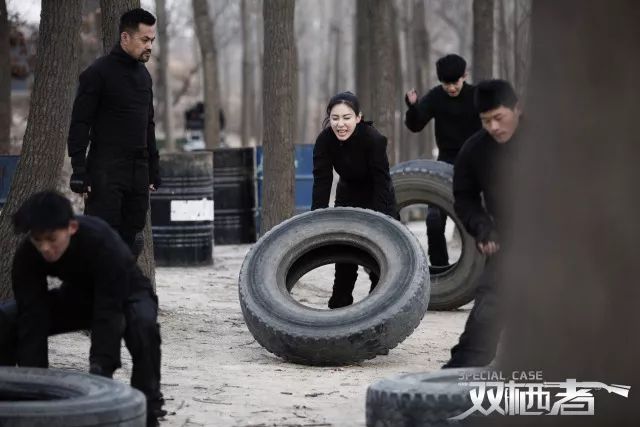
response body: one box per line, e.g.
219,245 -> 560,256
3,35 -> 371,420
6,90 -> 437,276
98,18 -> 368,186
67,8 -> 160,259
404,54 -> 482,272
443,79 -> 522,368
0,191 -> 165,426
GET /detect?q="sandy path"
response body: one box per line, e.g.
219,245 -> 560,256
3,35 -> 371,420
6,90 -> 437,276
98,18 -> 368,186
49,223 -> 471,427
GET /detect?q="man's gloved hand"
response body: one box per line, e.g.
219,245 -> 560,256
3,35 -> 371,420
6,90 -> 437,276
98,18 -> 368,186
89,363 -> 113,379
69,168 -> 89,194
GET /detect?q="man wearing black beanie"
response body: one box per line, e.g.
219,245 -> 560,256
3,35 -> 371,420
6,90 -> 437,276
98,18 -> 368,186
404,54 -> 482,272
443,79 -> 521,368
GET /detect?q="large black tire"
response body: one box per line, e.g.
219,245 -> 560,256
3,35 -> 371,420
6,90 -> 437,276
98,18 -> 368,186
238,207 -> 429,366
0,367 -> 146,426
391,159 -> 485,311
366,369 -> 485,426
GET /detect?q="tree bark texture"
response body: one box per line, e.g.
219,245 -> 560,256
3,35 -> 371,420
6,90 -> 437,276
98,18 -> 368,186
472,0 -> 494,82
369,0 -> 396,164
0,0 -> 82,301
355,0 -> 372,116
192,0 -> 221,150
241,0 -> 255,147
255,0 -> 264,145
0,0 -> 10,154
499,2 -> 640,425
156,0 -> 175,151
100,0 -> 138,53
260,0 -> 296,234
412,0 -> 434,159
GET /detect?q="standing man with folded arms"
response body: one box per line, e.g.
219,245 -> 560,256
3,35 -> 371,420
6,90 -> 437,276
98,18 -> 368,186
67,8 -> 161,259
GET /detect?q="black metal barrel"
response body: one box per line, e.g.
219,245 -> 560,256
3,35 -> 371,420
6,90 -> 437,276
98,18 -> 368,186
213,147 -> 256,244
151,152 -> 214,266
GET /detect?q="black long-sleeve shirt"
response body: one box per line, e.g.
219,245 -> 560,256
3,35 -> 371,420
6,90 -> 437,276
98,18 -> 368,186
11,215 -> 152,371
405,83 -> 481,163
311,122 -> 397,217
67,43 -> 160,184
453,128 -> 517,242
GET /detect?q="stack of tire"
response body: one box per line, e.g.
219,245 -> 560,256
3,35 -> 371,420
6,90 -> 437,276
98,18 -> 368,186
390,160 -> 485,311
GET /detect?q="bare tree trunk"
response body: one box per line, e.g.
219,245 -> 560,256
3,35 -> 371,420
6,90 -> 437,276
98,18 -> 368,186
241,0 -> 255,147
355,0 -> 372,116
192,0 -> 221,150
0,0 -> 82,301
255,0 -> 264,145
156,0 -> 174,151
369,0 -> 396,164
261,0 -> 295,234
513,0 -> 532,102
500,2 -> 640,425
320,38 -> 332,120
99,0 -> 156,288
391,2 -> 403,165
473,0 -> 494,82
497,0 -> 511,81
100,0 -> 138,53
298,58 -> 310,144
398,1 -> 412,162
331,23 -> 341,94
413,0 -> 434,159
0,0 -> 10,154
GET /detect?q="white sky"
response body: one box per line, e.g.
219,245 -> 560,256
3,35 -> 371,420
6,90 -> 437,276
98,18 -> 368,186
7,0 -> 41,23
7,0 -> 157,24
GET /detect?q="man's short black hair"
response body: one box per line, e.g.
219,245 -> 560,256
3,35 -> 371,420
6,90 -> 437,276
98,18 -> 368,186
119,8 -> 156,34
12,191 -> 75,235
436,54 -> 467,83
474,79 -> 519,113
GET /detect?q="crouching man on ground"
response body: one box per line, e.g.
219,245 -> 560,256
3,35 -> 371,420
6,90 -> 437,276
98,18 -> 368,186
0,191 -> 165,426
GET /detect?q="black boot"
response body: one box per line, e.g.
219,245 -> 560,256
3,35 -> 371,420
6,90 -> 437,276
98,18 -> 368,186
328,294 -> 353,309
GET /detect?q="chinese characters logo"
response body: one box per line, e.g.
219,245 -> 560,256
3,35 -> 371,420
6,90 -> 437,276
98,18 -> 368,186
451,371 -> 630,420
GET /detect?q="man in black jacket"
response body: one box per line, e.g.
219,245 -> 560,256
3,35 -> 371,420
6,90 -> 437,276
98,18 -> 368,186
405,54 -> 482,271
67,8 -> 160,259
0,191 -> 164,426
443,79 -> 521,368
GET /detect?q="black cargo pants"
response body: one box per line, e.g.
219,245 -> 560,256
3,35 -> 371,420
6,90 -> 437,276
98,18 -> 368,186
426,206 -> 450,267
0,284 -> 163,414
85,149 -> 150,258
329,264 -> 379,309
443,254 -> 502,368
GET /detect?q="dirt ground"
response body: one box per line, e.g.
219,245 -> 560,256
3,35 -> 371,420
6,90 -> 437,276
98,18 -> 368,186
48,221 -> 471,427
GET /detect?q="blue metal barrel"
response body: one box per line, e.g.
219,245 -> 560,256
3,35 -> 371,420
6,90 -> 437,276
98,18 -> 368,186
255,144 -> 314,236
0,155 -> 20,211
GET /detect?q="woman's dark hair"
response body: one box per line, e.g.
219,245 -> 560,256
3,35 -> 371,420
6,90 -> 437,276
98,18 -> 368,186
12,191 -> 75,235
474,79 -> 518,113
119,8 -> 156,34
322,91 -> 361,128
